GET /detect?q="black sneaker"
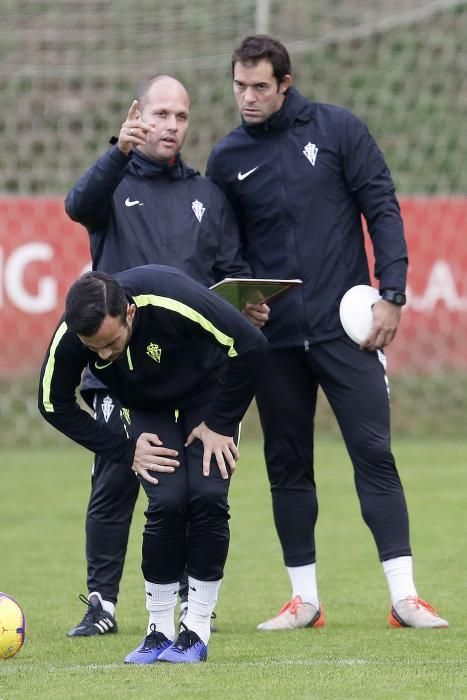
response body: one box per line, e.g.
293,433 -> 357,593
67,593 -> 118,637
209,611 -> 217,633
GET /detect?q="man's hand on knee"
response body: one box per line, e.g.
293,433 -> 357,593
132,432 -> 180,484
185,422 -> 238,479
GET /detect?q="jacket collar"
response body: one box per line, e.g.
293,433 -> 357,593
243,87 -> 314,134
129,149 -> 199,180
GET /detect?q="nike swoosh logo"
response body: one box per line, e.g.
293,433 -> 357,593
125,197 -> 142,207
95,361 -> 113,369
237,166 -> 259,181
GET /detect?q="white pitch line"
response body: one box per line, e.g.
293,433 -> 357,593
1,658 -> 466,673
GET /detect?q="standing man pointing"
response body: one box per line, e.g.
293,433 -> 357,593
65,75 -> 266,637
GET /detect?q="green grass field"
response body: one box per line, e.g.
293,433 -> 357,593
1,438 -> 466,699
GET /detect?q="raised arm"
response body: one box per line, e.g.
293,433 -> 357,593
64,101 -> 153,228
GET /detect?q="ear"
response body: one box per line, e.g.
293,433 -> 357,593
127,303 -> 136,323
279,74 -> 292,94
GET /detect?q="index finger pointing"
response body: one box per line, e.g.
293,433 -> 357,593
127,99 -> 139,120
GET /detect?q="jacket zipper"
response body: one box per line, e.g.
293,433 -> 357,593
275,133 -> 308,347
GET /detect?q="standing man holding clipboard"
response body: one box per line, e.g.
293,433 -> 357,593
207,35 -> 447,631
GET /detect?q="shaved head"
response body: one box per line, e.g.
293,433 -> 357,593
135,74 -> 191,162
137,75 -> 190,109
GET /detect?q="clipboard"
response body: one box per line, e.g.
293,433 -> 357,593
210,278 -> 302,310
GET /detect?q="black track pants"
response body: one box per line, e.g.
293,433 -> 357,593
255,338 -> 411,567
129,404 -> 234,584
86,391 -> 139,604
85,393 -> 196,601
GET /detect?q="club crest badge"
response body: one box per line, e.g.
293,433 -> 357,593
303,142 -> 319,166
147,342 -> 162,363
192,199 -> 206,223
101,395 -> 114,423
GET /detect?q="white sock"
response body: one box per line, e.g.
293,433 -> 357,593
286,563 -> 319,608
183,576 -> 221,645
144,580 -> 178,640
382,556 -> 418,605
89,591 -> 115,617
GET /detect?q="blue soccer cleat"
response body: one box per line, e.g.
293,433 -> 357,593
124,624 -> 172,664
158,623 -> 208,663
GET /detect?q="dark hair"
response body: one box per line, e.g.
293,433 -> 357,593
231,34 -> 292,83
65,271 -> 128,336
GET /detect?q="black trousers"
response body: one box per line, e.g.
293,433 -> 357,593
86,392 -> 189,603
86,392 -> 233,598
255,338 -> 411,567
129,405 -> 233,584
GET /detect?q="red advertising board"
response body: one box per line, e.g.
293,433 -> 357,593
369,197 -> 467,374
0,196 -> 466,376
0,198 -> 91,375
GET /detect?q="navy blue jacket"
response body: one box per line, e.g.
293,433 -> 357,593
65,145 -> 250,285
207,88 -> 408,348
38,265 -> 267,468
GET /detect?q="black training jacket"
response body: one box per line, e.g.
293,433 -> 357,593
207,87 -> 408,349
65,145 -> 250,285
38,265 -> 267,469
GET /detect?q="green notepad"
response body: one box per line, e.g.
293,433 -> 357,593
210,278 -> 302,310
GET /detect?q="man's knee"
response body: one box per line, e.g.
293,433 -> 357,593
188,477 -> 229,521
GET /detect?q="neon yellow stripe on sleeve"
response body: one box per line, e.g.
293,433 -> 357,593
126,345 -> 133,370
41,322 -> 68,412
134,294 -> 238,358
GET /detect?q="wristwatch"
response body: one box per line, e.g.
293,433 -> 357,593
380,289 -> 407,306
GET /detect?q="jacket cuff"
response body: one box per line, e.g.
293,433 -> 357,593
204,417 -> 238,437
